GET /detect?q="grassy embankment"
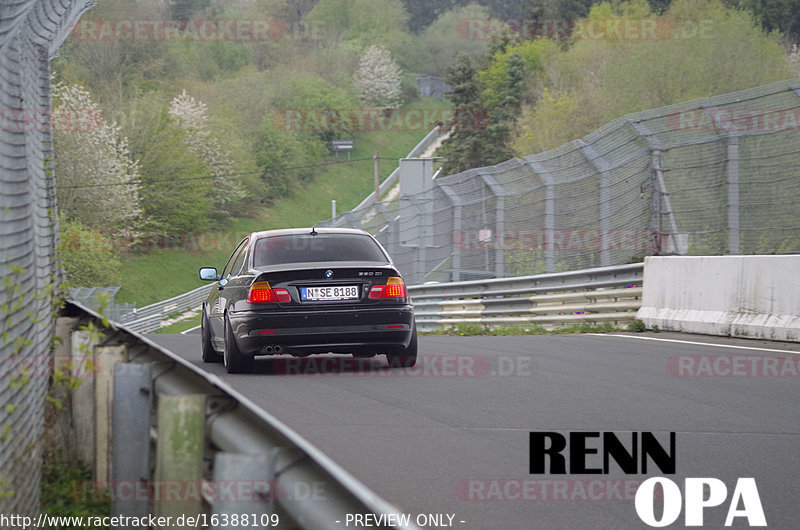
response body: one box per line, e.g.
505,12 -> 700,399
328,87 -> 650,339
117,97 -> 451,308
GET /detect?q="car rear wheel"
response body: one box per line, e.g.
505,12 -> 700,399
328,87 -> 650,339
386,325 -> 417,368
224,314 -> 253,374
201,310 -> 222,363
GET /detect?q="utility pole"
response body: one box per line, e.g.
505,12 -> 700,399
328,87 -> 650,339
373,150 -> 379,201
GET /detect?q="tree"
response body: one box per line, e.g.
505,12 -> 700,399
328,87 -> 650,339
724,0 -> 800,40
527,0 -> 600,20
511,0 -> 794,154
59,216 -> 123,287
168,0 -> 211,20
124,93 -> 215,233
52,81 -> 141,229
412,3 -> 491,75
401,0 -> 470,33
304,0 -> 413,57
355,45 -> 403,109
436,55 -> 492,173
436,38 -> 553,173
169,90 -> 246,205
254,118 -> 326,203
479,39 -> 555,110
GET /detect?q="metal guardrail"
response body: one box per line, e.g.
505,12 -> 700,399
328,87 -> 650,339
408,263 -> 644,332
116,283 -> 213,333
103,263 -> 643,333
60,300 -> 420,529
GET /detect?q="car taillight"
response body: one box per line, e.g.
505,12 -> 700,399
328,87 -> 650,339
247,281 -> 291,303
369,276 -> 407,299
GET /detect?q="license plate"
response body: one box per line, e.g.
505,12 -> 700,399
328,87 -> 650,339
301,285 -> 359,301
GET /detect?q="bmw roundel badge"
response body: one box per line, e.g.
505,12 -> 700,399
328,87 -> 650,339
325,270 -> 334,279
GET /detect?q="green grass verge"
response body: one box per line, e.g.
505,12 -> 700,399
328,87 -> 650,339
155,312 -> 202,334
116,98 -> 451,306
420,322 -> 622,336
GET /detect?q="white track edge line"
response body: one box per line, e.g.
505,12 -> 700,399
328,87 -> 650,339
588,333 -> 800,355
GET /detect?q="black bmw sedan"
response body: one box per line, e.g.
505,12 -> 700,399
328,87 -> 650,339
199,227 -> 417,373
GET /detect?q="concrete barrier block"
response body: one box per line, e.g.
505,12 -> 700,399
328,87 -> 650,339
638,255 -> 800,342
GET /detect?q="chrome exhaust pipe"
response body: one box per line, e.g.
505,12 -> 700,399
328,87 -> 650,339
273,345 -> 282,354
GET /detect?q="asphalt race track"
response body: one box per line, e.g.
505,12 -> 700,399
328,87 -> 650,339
150,331 -> 800,529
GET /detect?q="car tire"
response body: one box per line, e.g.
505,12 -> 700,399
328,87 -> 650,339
386,325 -> 417,368
201,310 -> 223,363
224,314 -> 253,374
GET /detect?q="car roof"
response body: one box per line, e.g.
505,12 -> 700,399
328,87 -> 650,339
249,227 -> 372,239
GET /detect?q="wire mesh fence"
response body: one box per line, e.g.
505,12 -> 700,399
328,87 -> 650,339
322,78 -> 800,286
0,0 -> 94,516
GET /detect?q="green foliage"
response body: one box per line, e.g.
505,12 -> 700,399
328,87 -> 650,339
115,98 -> 450,306
513,88 -> 589,154
627,319 -> 647,332
504,246 -> 552,276
437,55 -> 492,173
123,95 -> 215,232
272,72 -> 357,142
41,462 -> 109,524
403,0 -> 471,33
411,3 -> 490,74
156,312 -> 202,334
511,0 -> 794,154
255,119 -> 326,202
168,40 -> 253,81
526,0 -> 599,21
438,38 -> 552,171
168,0 -> 211,20
305,0 -> 413,58
724,0 -> 800,39
478,40 -> 555,109
59,217 -> 123,287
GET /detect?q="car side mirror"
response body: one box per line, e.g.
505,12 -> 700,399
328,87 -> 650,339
199,267 -> 220,281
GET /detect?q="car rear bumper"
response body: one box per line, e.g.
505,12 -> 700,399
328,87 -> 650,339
228,305 -> 414,355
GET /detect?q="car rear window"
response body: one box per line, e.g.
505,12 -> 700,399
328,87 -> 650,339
253,233 -> 388,266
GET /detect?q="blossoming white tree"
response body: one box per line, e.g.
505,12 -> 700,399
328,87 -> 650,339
355,44 -> 403,109
52,82 -> 141,228
169,90 -> 245,204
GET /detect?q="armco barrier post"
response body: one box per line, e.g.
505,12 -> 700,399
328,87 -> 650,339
154,394 -> 206,520
112,362 -> 152,519
95,345 -> 125,484
71,329 -> 99,471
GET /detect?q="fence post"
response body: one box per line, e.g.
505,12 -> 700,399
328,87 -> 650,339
439,184 -> 462,282
701,107 -> 742,254
628,119 -> 683,254
480,174 -> 507,278
651,149 -> 664,249
578,141 -> 613,267
726,136 -> 740,254
95,344 -> 126,484
527,161 -> 556,273
71,329 -> 99,471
